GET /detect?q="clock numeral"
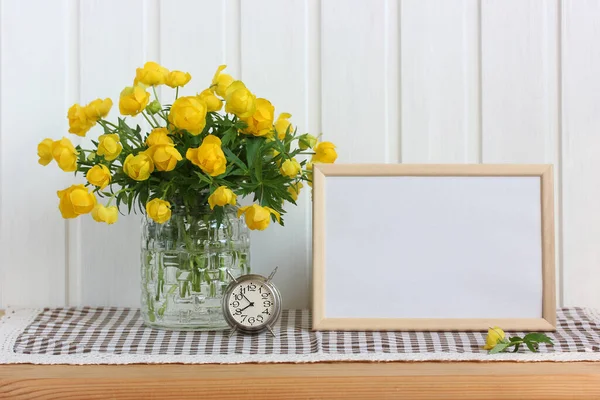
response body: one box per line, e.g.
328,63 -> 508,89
230,300 -> 240,308
263,300 -> 272,308
257,315 -> 264,323
247,283 -> 257,292
262,309 -> 270,316
240,314 -> 248,323
248,317 -> 256,325
259,286 -> 264,293
261,293 -> 270,299
234,293 -> 243,301
234,308 -> 242,316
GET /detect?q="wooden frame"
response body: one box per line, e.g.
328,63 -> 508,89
312,164 -> 556,331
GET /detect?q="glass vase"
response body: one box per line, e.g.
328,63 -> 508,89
141,205 -> 250,330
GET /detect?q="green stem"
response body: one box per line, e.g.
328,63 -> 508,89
142,112 -> 157,129
149,112 -> 160,127
106,187 -> 131,206
175,87 -> 179,100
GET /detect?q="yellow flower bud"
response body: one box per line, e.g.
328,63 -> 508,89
145,127 -> 173,147
185,135 -> 227,177
145,100 -> 162,115
208,186 -> 237,209
97,134 -> 123,161
274,113 -> 293,140
211,65 -> 234,97
145,144 -> 182,172
135,61 -> 169,86
237,204 -> 280,231
84,98 -> 113,120
51,137 -> 79,172
287,182 -> 304,202
168,96 -> 207,135
198,89 -> 223,112
312,141 -> 338,164
280,158 -> 301,178
119,85 -> 150,116
91,204 -> 118,225
146,198 -> 171,224
483,327 -> 506,350
57,184 -> 96,219
67,104 -> 95,137
86,164 -> 111,189
165,70 -> 191,88
225,81 -> 256,118
37,138 -> 54,166
298,133 -> 317,150
241,98 -> 274,137
123,153 -> 154,181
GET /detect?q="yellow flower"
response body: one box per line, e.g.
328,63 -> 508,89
57,184 -> 96,219
287,182 -> 304,202
208,186 -> 237,209
91,204 -> 118,225
483,327 -> 506,350
37,138 -> 54,166
145,144 -> 182,172
168,96 -> 207,135
135,61 -> 169,86
119,85 -> 150,116
237,204 -> 281,231
146,198 -> 171,224
123,153 -> 154,181
97,134 -> 123,161
145,127 -> 173,147
185,135 -> 227,177
242,98 -> 274,137
67,104 -> 95,136
280,158 -> 301,178
86,164 -> 111,189
225,81 -> 256,118
312,141 -> 338,164
84,98 -> 113,120
274,112 -> 293,140
298,133 -> 317,150
51,137 -> 79,172
211,65 -> 234,98
166,70 -> 191,88
198,89 -> 223,112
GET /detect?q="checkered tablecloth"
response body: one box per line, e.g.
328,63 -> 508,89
1,307 -> 600,364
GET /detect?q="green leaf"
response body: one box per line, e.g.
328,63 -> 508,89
221,127 -> 238,147
509,336 -> 522,343
488,342 -> 511,354
223,148 -> 248,172
525,342 -> 538,352
195,171 -> 212,184
512,343 -> 521,353
245,137 -> 262,169
523,333 -> 553,345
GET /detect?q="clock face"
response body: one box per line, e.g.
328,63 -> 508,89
226,279 -> 276,329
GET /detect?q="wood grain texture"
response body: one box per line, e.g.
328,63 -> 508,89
1,362 -> 600,399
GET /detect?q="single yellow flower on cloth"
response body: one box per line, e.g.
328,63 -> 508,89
166,70 -> 191,88
145,127 -> 173,147
483,327 -> 506,350
145,144 -> 182,172
198,89 -> 223,112
225,81 -> 256,118
242,98 -> 274,137
211,65 -> 234,97
274,112 -> 293,140
287,182 -> 304,202
280,158 -> 301,178
57,184 -> 96,219
208,186 -> 237,209
298,133 -> 317,150
168,96 -> 207,135
84,98 -> 113,120
135,61 -> 169,86
51,137 -> 79,172
237,204 -> 281,231
91,204 -> 118,225
67,104 -> 95,136
312,141 -> 338,164
119,85 -> 150,116
86,164 -> 111,189
37,138 -> 54,166
185,135 -> 227,177
146,198 -> 171,224
123,153 -> 154,181
97,134 -> 123,161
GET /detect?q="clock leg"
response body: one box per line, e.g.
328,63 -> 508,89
228,326 -> 238,338
266,326 -> 275,337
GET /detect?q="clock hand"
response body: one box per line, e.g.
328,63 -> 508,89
240,288 -> 252,304
239,302 -> 255,312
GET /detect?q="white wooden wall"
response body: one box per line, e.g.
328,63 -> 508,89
1,0 -> 599,309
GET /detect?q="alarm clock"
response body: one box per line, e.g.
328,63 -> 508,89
222,267 -> 282,336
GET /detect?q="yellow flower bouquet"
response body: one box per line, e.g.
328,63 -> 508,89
38,62 -> 337,329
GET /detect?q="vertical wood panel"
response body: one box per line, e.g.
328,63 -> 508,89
77,0 -> 146,306
0,0 -> 70,307
401,0 -> 479,163
561,0 -> 600,308
241,0 -> 310,308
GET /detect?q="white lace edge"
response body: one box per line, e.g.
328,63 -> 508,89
2,308 -> 600,365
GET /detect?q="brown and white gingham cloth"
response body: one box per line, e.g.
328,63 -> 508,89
1,307 -> 600,364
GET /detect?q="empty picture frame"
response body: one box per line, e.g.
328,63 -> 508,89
312,164 -> 556,331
